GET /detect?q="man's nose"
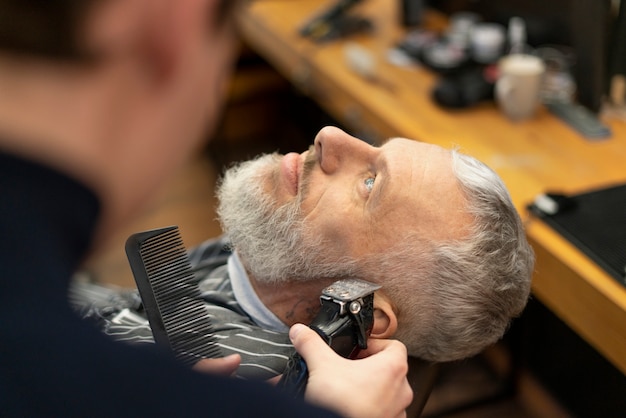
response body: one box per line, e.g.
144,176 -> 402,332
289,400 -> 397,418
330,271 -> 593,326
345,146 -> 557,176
314,126 -> 372,174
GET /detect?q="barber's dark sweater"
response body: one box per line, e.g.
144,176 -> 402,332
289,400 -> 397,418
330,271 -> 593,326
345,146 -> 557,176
0,151 -> 338,417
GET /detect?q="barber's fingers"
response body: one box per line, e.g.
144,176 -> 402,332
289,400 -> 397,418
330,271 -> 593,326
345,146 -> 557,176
289,324 -> 411,385
288,324 -> 333,367
289,324 -> 408,362
193,354 -> 241,376
355,337 -> 408,359
290,323 -> 413,418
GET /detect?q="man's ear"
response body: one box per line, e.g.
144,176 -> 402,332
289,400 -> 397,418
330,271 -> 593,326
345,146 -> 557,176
371,292 -> 398,339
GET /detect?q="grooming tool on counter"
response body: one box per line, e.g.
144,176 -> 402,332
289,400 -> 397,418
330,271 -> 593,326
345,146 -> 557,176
126,226 -> 222,366
277,278 -> 381,397
299,0 -> 366,42
545,101 -> 611,140
345,43 -> 395,91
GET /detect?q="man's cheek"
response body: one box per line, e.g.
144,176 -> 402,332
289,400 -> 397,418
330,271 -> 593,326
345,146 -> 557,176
308,213 -> 357,255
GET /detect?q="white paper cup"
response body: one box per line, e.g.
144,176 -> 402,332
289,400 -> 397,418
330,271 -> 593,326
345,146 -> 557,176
495,54 -> 546,121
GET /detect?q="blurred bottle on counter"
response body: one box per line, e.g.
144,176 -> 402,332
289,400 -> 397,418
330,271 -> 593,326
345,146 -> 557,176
507,17 -> 529,55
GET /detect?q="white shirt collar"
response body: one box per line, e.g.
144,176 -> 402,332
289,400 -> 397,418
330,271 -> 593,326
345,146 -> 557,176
228,251 -> 289,333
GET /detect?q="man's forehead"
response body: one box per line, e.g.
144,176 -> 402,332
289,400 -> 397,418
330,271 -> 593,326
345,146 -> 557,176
381,137 -> 451,168
383,137 -> 443,151
380,138 -> 468,241
373,138 -> 452,208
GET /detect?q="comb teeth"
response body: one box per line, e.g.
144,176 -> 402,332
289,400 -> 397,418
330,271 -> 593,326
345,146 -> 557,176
126,226 -> 221,366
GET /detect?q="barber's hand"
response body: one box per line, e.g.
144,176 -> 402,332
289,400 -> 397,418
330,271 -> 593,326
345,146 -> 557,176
290,324 -> 413,418
192,354 -> 241,376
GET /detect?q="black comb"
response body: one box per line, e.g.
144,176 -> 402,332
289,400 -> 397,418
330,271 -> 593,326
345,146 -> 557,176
125,226 -> 222,366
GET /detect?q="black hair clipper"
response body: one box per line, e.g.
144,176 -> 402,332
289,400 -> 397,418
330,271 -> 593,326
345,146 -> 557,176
277,278 -> 381,397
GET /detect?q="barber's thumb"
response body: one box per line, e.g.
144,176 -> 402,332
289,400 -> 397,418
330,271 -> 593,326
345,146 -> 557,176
289,324 -> 329,364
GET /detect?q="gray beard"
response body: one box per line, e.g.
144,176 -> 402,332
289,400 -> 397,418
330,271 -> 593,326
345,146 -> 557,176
216,153 -> 358,284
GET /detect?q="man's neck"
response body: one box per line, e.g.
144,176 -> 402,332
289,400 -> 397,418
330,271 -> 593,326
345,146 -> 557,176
247,273 -> 337,326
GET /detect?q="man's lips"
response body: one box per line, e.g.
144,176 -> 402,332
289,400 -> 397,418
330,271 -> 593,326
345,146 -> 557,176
280,152 -> 302,196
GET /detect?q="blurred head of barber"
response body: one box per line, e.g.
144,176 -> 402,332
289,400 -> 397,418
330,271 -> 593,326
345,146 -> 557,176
0,0 -> 238,242
218,126 -> 535,362
0,1 -> 413,417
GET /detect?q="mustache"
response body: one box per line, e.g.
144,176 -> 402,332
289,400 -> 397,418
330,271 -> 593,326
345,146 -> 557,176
298,145 -> 317,198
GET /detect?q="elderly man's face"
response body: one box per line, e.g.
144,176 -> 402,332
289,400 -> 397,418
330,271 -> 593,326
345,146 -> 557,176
217,126 -> 469,283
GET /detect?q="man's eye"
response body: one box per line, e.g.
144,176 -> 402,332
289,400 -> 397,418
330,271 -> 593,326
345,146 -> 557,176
364,177 -> 375,193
